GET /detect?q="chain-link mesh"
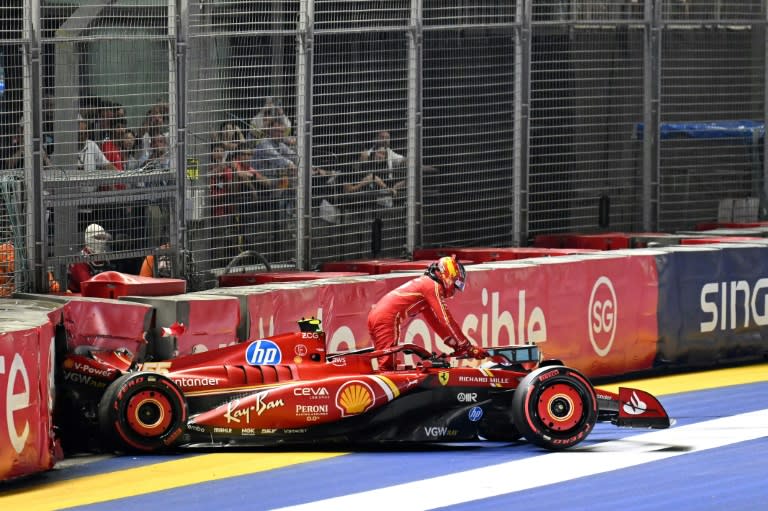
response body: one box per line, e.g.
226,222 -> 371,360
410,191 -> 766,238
1,1 -> 30,294
528,17 -> 646,235
311,28 -> 410,261
422,26 -> 516,247
661,0 -> 764,22
658,4 -> 765,231
1,1 -> 767,292
187,2 -> 302,288
35,0 -> 178,292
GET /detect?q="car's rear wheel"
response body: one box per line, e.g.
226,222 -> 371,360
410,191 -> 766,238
512,366 -> 597,450
98,372 -> 187,452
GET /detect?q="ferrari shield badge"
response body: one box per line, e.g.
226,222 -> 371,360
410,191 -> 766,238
438,371 -> 450,386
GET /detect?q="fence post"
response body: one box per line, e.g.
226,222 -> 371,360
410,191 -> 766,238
406,0 -> 422,254
296,0 -> 314,270
642,0 -> 660,231
515,0 -> 531,246
762,2 -> 768,219
175,0 -> 190,275
24,0 -> 44,292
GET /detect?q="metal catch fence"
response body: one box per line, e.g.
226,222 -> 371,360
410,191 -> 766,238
0,0 -> 765,293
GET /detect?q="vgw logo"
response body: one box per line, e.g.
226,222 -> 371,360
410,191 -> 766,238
588,276 -> 617,357
245,340 -> 282,365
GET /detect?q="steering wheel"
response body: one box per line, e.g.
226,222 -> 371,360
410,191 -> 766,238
399,343 -> 434,360
399,344 -> 453,368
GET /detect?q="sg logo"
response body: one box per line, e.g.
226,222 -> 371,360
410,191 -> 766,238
588,276 -> 617,357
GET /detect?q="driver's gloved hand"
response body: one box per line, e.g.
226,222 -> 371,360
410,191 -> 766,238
463,345 -> 489,360
447,337 -> 488,360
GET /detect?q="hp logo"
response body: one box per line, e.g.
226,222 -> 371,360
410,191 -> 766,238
468,406 -> 484,422
245,340 -> 282,365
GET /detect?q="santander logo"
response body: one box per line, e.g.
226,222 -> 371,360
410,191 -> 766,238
622,390 -> 648,415
588,276 -> 617,357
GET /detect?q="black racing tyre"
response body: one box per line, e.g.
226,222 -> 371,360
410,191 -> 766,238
98,372 -> 188,452
512,365 -> 597,450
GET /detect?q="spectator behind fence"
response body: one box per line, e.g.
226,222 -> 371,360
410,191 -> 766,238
253,114 -> 337,185
2,118 -> 52,170
0,242 -> 14,296
140,242 -> 172,278
215,121 -> 246,161
144,133 -> 171,170
232,143 -> 277,249
369,143 -> 405,197
250,97 -> 292,140
139,102 -> 169,164
98,99 -> 124,171
0,242 -> 60,295
360,130 -> 405,170
68,223 -> 113,293
252,111 -> 341,225
360,129 -> 438,184
209,142 -> 238,261
235,143 -> 275,191
120,128 -> 142,171
209,142 -> 237,216
78,114 -> 117,172
338,151 -> 397,213
251,117 -> 296,226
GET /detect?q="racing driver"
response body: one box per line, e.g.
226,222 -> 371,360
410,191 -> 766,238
367,255 -> 488,370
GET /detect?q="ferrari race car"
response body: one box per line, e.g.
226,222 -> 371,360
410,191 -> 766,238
57,319 -> 671,453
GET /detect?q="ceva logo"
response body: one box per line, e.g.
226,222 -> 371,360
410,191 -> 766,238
588,276 -> 617,357
1,353 -> 31,454
245,340 -> 282,365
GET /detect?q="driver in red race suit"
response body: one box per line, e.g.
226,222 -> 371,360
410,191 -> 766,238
367,255 -> 489,370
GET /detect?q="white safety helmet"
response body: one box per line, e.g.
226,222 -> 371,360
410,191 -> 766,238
84,223 -> 111,255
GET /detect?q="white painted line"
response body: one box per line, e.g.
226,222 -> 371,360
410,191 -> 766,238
270,409 -> 768,511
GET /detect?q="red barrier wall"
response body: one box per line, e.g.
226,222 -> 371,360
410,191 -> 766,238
0,319 -> 59,480
204,256 -> 658,378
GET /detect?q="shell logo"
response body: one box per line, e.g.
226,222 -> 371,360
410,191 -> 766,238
335,380 -> 375,417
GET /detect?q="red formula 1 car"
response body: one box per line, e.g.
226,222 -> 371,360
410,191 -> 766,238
57,319 -> 671,453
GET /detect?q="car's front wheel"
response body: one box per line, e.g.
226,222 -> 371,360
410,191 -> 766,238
98,372 -> 187,452
512,365 -> 597,450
